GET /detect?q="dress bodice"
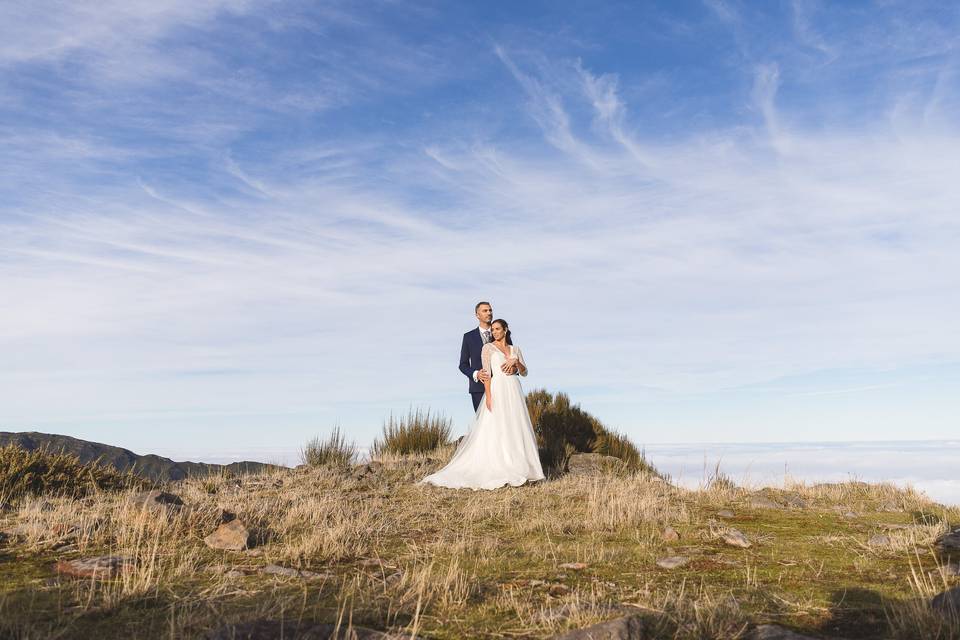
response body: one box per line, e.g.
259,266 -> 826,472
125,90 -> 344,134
481,343 -> 527,379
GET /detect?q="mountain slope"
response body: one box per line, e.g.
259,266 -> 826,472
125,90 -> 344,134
0,431 -> 284,482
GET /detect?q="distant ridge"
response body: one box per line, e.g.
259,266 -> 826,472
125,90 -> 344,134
0,431 -> 285,482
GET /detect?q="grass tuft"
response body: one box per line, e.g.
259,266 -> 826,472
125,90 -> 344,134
371,409 -> 452,457
300,426 -> 357,467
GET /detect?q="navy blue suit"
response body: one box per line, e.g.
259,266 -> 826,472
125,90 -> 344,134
459,328 -> 486,411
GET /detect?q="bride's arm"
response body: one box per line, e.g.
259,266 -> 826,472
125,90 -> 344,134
515,346 -> 528,376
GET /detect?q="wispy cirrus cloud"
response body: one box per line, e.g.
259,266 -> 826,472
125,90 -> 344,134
0,1 -> 958,452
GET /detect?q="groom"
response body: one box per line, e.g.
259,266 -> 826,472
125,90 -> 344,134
459,301 -> 516,411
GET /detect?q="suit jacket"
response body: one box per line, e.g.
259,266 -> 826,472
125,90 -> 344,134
459,328 -> 486,394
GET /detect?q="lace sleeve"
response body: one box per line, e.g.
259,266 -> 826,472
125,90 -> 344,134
515,345 -> 528,376
481,343 -> 494,378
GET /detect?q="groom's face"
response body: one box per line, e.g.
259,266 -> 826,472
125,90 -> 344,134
476,304 -> 492,324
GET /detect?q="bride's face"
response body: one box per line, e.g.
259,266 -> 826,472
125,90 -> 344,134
491,323 -> 506,341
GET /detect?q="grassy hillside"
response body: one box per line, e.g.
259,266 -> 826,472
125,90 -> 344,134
1,445 -> 957,639
0,432 -> 282,482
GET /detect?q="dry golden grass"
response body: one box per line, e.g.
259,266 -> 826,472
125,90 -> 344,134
0,450 -> 958,639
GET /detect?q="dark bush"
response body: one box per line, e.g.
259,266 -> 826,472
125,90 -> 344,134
525,389 -> 658,475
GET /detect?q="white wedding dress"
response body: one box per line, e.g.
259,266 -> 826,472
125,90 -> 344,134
420,343 -> 546,490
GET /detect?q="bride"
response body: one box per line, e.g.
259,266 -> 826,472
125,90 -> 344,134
420,319 -> 545,490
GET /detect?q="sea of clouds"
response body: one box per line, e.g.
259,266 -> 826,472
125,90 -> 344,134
154,439 -> 960,507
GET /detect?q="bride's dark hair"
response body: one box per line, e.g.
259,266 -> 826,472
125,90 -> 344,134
492,319 -> 513,345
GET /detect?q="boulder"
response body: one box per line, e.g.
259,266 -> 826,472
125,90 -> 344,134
661,526 -> 680,542
722,529 -> 751,548
566,453 -> 624,476
129,490 -> 184,512
781,493 -> 808,509
747,495 -> 781,509
746,624 -> 823,640
204,519 -> 251,551
936,528 -> 960,552
656,556 -> 689,569
550,613 -> 648,639
55,555 -> 133,579
206,620 -> 420,639
931,586 -> 960,615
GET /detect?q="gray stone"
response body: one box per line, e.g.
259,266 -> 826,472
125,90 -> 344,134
931,586 -> 960,615
204,519 -> 251,551
936,529 -> 960,551
567,453 -> 624,476
262,564 -> 300,578
129,490 -> 184,512
559,562 -> 588,571
656,556 -> 689,569
661,526 -> 680,542
782,494 -> 808,509
717,509 -> 735,519
747,495 -> 782,509
722,529 -> 751,548
55,555 -> 133,579
746,624 -> 822,640
550,613 -> 648,640
206,620 -> 420,639
867,534 -> 891,547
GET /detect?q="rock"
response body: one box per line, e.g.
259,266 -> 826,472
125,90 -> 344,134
352,461 -> 384,480
129,490 -> 184,511
867,534 -> 891,547
262,564 -> 300,578
936,529 -> 960,552
943,563 -> 960,577
204,519 -> 251,551
224,569 -> 247,579
548,583 -> 570,596
566,453 -> 624,476
781,494 -> 808,509
216,509 -> 237,524
746,624 -> 822,640
656,556 -> 689,569
747,495 -> 782,509
55,555 -> 133,579
661,526 -> 680,542
559,562 -> 588,571
931,586 -> 960,615
717,509 -> 735,519
206,620 -> 419,639
722,529 -> 751,548
879,501 -> 901,512
550,613 -> 647,640
842,511 -> 857,518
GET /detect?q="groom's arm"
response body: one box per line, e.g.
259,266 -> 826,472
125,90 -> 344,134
459,334 -> 474,380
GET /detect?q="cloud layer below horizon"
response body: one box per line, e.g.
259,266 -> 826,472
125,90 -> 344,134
1,1 -> 958,451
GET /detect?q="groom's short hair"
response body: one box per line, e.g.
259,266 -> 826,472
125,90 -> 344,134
475,301 -> 490,312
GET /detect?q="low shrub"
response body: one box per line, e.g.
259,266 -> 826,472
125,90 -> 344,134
300,426 -> 357,467
525,389 -> 658,475
372,409 -> 452,457
0,444 -> 143,503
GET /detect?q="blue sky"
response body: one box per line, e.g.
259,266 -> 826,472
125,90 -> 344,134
1,1 -> 958,457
